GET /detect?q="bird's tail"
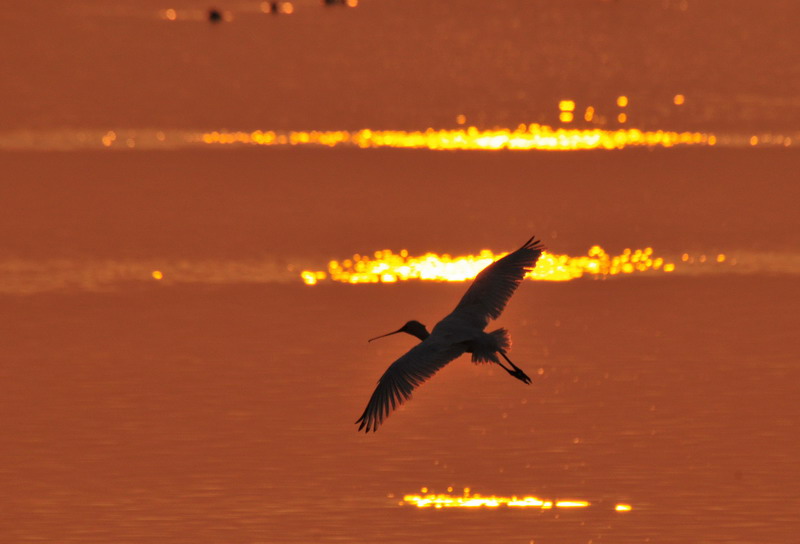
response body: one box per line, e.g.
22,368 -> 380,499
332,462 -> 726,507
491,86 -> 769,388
471,328 -> 511,364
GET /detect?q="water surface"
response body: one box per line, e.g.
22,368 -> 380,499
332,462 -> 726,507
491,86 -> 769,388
1,1 -> 798,542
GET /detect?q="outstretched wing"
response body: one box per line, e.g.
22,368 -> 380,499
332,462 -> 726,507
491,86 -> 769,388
451,236 -> 545,328
356,338 -> 465,433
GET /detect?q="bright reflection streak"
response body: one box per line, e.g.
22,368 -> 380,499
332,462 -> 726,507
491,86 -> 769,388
0,128 -> 794,151
615,503 -> 633,512
400,489 -> 593,510
199,124 -> 713,151
0,250 -> 779,295
300,246 -> 676,285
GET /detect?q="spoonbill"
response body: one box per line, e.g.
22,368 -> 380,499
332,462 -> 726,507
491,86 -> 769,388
356,236 -> 545,432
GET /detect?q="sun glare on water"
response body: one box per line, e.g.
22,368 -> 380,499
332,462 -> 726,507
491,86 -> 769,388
300,246 -> 675,285
199,124 -> 711,151
397,488 -> 631,512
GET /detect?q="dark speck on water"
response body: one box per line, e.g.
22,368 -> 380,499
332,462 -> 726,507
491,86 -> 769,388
208,8 -> 222,23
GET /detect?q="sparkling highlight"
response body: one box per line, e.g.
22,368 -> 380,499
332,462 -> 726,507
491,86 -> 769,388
300,246 -> 675,285
401,489 -> 590,509
199,124 -> 713,151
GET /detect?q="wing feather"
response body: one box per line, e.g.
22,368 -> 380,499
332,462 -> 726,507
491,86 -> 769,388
356,338 -> 464,433
451,236 -> 545,327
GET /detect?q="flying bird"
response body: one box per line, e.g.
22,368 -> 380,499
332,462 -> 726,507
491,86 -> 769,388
356,235 -> 545,432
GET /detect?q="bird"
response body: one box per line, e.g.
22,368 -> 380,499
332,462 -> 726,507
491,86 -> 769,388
356,235 -> 545,432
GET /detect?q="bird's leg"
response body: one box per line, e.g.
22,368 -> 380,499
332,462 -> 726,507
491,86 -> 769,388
493,358 -> 515,374
498,350 -> 532,385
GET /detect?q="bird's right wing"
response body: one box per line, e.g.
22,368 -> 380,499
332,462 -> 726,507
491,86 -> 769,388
356,339 -> 465,433
451,236 -> 545,327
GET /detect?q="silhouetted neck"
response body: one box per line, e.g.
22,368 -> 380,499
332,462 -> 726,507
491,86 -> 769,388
407,328 -> 430,341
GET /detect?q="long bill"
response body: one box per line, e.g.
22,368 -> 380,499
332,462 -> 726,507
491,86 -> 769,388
368,329 -> 403,343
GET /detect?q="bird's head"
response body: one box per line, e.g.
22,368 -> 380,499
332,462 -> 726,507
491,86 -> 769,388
368,320 -> 430,342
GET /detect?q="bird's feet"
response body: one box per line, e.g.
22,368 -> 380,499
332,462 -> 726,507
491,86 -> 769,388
500,364 -> 532,385
512,368 -> 532,385
497,350 -> 532,385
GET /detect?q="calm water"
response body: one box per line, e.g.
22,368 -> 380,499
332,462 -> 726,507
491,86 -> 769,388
2,1 -> 799,542
2,277 -> 798,543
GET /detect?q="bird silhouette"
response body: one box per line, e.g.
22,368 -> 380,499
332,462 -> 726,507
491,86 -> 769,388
356,235 -> 545,432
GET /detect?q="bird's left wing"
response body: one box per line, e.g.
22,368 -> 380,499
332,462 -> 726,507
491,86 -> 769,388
356,339 -> 465,433
450,236 -> 545,328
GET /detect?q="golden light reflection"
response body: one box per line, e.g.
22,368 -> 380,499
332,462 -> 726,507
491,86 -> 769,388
673,94 -> 685,105
199,124 -> 713,151
300,246 -> 676,285
101,130 -> 117,147
559,101 -> 575,123
615,503 -> 633,512
299,270 -> 327,286
558,100 -> 576,112
679,252 -> 727,265
401,489 -> 591,510
151,270 -> 164,280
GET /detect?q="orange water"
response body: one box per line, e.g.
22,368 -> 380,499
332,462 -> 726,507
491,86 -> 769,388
2,1 -> 799,542
3,278 -> 798,542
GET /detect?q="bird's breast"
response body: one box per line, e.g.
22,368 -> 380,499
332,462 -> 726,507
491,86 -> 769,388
431,312 -> 485,345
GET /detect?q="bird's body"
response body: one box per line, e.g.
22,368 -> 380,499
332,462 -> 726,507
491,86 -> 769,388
356,236 -> 545,432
